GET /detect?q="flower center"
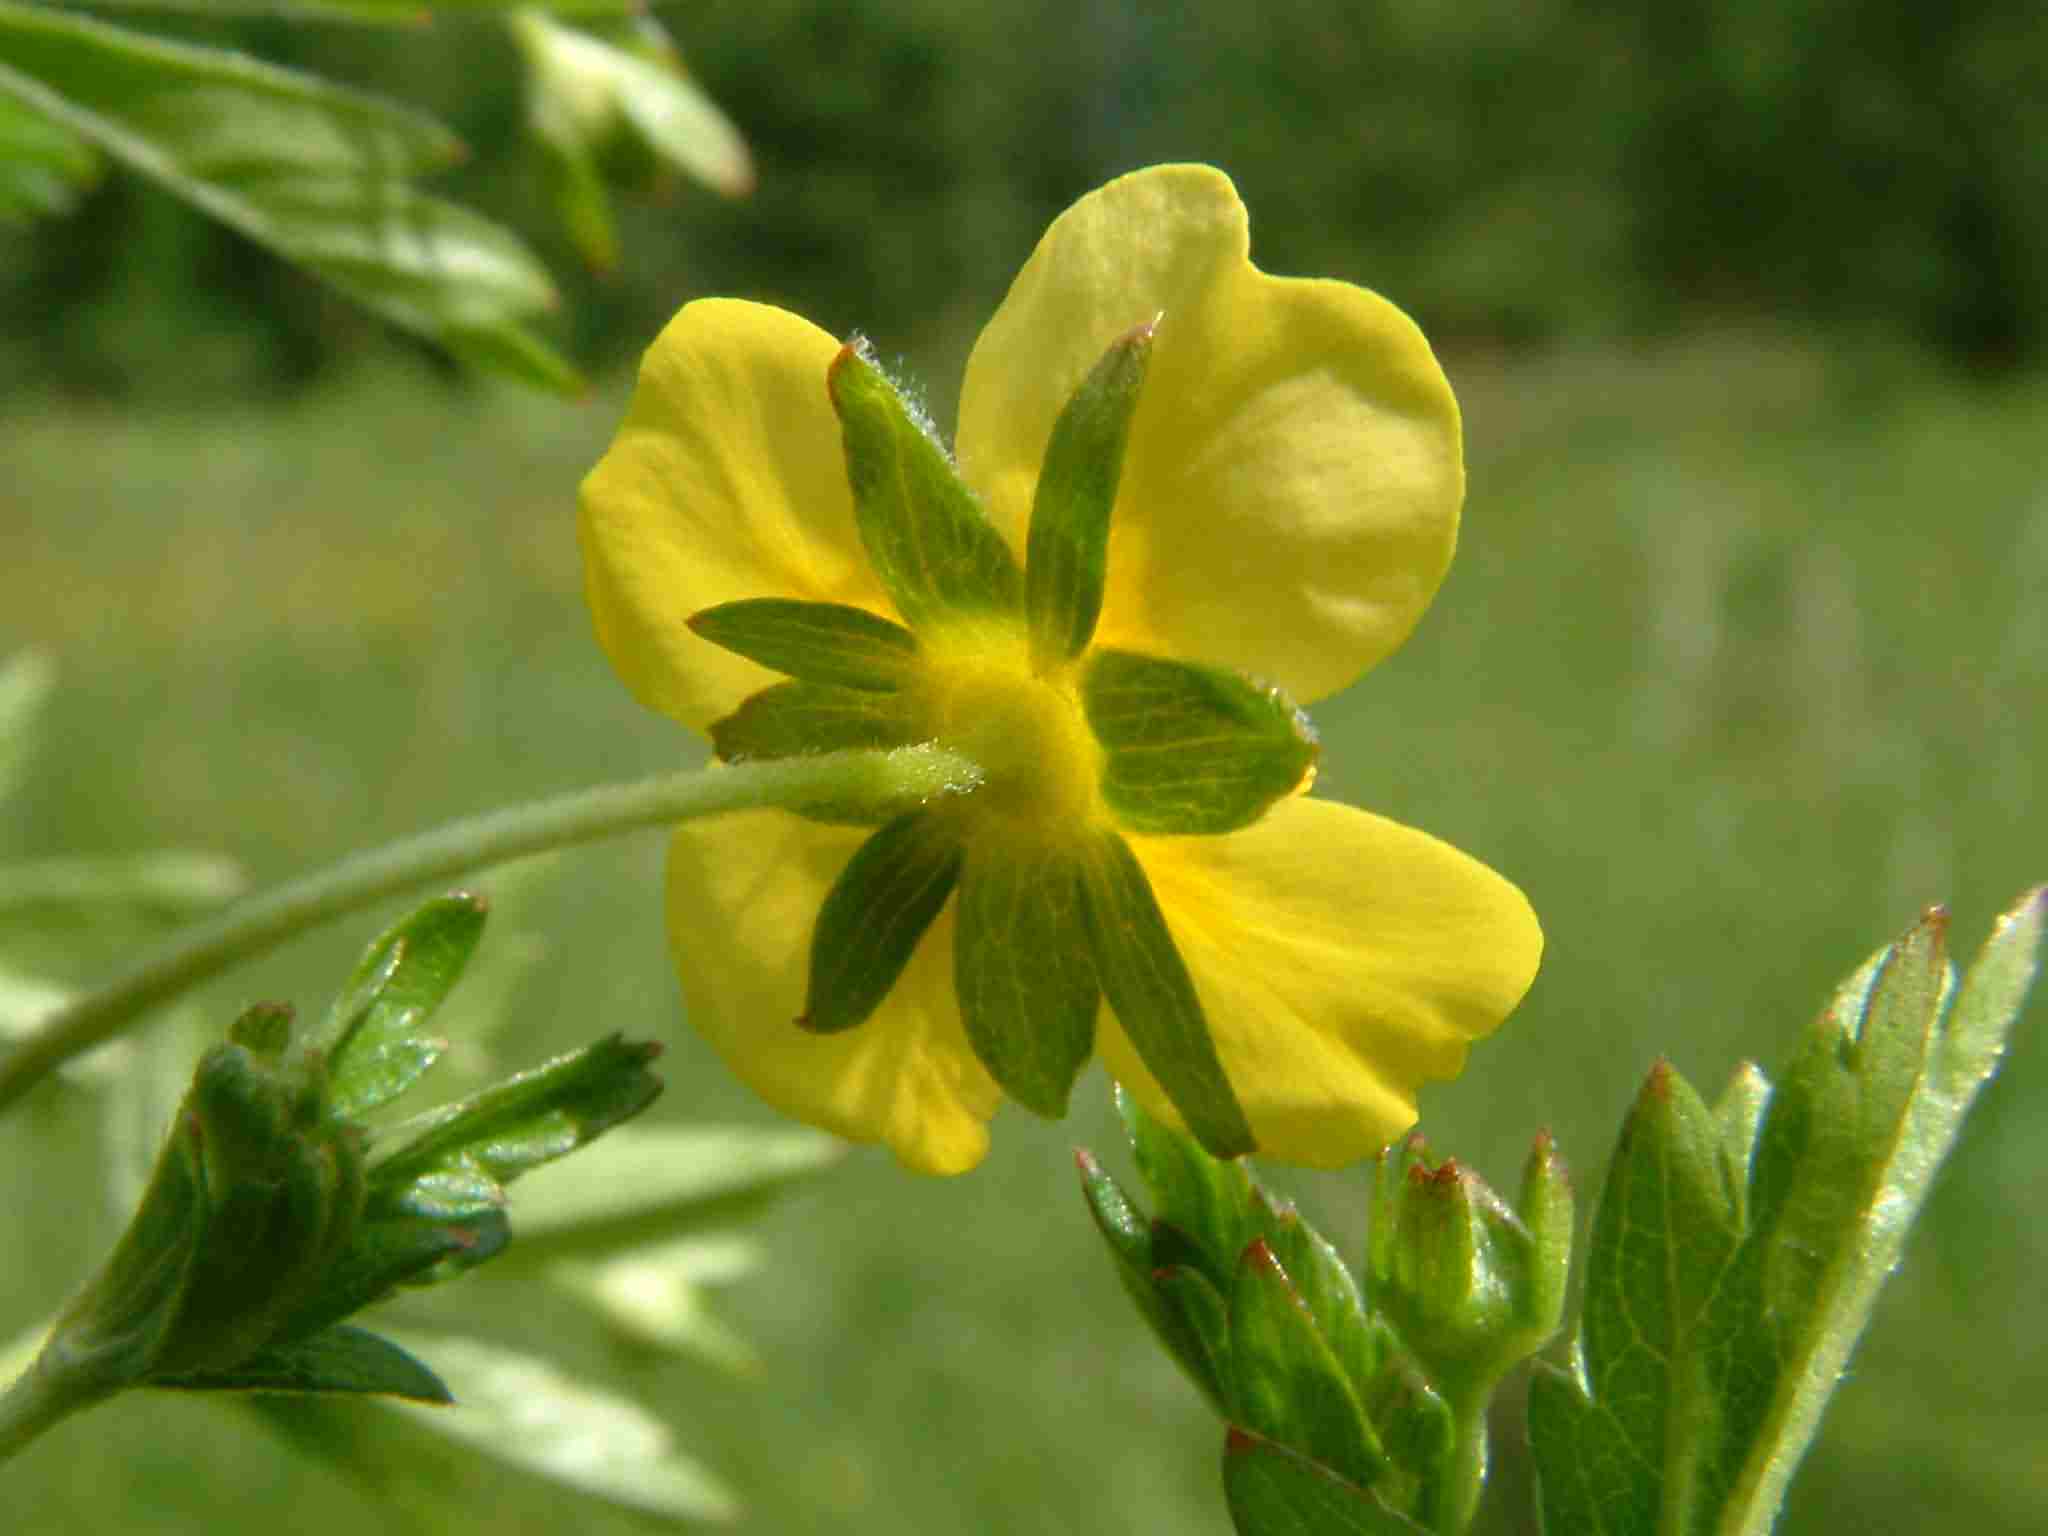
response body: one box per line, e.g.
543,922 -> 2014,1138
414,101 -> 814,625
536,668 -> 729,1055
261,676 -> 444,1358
921,644 -> 1100,833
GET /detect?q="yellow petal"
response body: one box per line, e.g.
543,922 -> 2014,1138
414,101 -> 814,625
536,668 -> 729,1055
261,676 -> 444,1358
665,806 -> 1003,1174
1096,796 -> 1540,1168
580,299 -> 898,732
956,165 -> 1462,704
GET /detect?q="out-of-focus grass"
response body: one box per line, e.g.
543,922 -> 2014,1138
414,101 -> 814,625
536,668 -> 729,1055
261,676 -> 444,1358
0,334 -> 2042,1534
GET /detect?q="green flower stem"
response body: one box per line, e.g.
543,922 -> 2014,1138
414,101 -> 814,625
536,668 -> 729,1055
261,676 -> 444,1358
0,747 -> 980,1116
1439,1380 -> 1492,1535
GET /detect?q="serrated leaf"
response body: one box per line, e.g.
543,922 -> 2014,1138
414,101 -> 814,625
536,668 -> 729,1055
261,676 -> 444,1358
370,1034 -> 662,1192
160,1323 -> 450,1403
1228,1241 -> 1386,1493
0,4 -> 579,392
489,1123 -> 844,1259
954,835 -> 1097,1116
1083,836 -> 1252,1158
1084,648 -> 1318,835
1026,323 -> 1152,669
1529,894 -> 2047,1536
1115,1081 -> 1257,1291
828,340 -> 1021,633
1222,1427 -> 1428,1536
0,88 -> 95,223
1075,1147 -> 1230,1415
322,894 -> 486,1117
690,598 -> 921,693
801,810 -> 963,1033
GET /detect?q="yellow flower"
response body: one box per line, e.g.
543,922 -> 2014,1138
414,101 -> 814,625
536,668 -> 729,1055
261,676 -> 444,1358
580,164 -> 1541,1175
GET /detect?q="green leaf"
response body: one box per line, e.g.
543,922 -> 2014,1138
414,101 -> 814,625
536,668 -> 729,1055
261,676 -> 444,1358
322,894 -> 486,1117
369,1033 -> 663,1193
1247,1185 -> 1386,1405
0,89 -> 95,224
160,1323 -> 450,1404
0,4 -> 580,392
512,9 -> 752,205
486,1124 -> 844,1259
1075,1147 -> 1231,1416
1222,1427 -> 1429,1536
801,809 -> 964,1034
1026,322 -> 1153,669
828,340 -> 1022,633
1083,649 -> 1318,835
953,836 -> 1098,1116
1228,1241 -> 1386,1493
1528,893 -> 2047,1536
1080,833 -> 1252,1157
280,1207 -> 505,1342
1156,1263 -> 1235,1411
690,598 -> 921,692
1116,1081 -> 1257,1289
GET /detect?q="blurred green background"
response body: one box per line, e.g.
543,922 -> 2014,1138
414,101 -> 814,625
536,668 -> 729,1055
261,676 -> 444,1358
2,2 -> 2044,1533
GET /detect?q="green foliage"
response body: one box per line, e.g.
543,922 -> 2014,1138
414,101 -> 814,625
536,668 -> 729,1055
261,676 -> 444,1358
0,0 -> 749,391
1527,891 -> 2045,1536
1079,1088 -> 1568,1534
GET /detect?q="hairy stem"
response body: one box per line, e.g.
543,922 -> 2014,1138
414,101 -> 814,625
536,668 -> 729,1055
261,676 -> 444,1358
0,747 -> 978,1115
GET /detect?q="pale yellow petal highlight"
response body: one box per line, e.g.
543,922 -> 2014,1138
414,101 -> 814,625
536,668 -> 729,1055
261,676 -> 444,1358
665,806 -> 1003,1175
956,165 -> 1462,705
1097,796 -> 1541,1168
580,299 -> 898,732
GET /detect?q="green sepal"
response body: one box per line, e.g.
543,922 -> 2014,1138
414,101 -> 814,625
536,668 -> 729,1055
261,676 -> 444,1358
370,1034 -> 664,1194
953,836 -> 1098,1116
801,810 -> 964,1034
709,681 -> 937,824
158,1323 -> 450,1404
1083,649 -> 1318,836
1228,1241 -> 1387,1494
1074,1149 -> 1230,1416
1222,1427 -> 1429,1536
689,598 -> 920,692
1026,322 -> 1152,670
828,339 -> 1022,633
1080,835 -> 1252,1157
319,893 -> 486,1118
